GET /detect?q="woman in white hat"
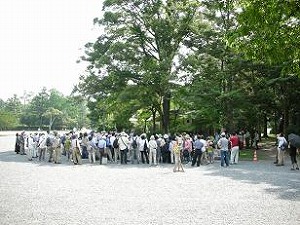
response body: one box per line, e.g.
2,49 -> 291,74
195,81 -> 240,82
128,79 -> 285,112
148,135 -> 158,166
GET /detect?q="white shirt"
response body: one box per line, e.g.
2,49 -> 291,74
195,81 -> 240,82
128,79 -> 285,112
38,135 -> 47,148
277,136 -> 287,148
118,136 -> 130,151
149,139 -> 158,151
200,139 -> 207,152
138,138 -> 148,152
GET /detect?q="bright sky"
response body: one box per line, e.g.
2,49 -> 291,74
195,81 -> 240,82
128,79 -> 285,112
0,0 -> 103,101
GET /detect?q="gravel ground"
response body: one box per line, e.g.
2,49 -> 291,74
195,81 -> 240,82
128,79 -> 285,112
0,133 -> 299,225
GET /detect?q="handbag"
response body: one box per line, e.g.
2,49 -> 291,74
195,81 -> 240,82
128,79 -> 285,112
102,156 -> 108,165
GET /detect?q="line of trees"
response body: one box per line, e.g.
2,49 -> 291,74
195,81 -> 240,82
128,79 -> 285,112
0,88 -> 89,131
75,0 -> 300,135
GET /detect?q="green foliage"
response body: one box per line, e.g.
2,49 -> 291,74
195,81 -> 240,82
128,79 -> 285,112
232,0 -> 300,76
75,0 -> 300,135
1,88 -> 89,131
79,0 -> 205,133
0,109 -> 18,130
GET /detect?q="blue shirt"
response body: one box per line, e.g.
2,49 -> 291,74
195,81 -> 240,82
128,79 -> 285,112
194,139 -> 204,150
98,139 -> 106,149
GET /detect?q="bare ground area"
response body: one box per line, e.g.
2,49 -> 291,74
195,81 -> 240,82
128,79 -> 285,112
0,132 -> 299,225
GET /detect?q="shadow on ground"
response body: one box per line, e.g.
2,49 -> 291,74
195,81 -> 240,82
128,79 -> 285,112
1,148 -> 299,203
202,160 -> 300,202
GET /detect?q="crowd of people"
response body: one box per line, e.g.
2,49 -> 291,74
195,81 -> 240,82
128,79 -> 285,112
14,129 -> 299,171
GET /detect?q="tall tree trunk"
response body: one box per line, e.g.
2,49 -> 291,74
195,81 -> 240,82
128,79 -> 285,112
152,109 -> 156,133
162,92 -> 171,134
283,108 -> 289,136
263,113 -> 268,138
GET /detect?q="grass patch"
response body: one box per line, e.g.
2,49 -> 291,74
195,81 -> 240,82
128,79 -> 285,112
239,149 -> 268,161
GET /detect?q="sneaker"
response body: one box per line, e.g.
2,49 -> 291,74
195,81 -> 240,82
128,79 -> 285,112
296,167 -> 299,170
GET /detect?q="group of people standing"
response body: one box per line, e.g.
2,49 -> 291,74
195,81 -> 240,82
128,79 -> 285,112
14,130 -> 242,169
14,129 -> 299,171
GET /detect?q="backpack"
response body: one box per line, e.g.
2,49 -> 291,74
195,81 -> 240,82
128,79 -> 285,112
280,140 -> 288,151
228,140 -> 232,150
46,137 -> 52,147
132,138 -> 137,149
113,138 -> 119,148
144,140 -> 148,151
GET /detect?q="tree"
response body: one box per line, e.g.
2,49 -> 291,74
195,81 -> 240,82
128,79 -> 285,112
80,0 -> 202,133
232,0 -> 300,76
231,0 -> 300,134
0,109 -> 18,130
43,107 -> 63,131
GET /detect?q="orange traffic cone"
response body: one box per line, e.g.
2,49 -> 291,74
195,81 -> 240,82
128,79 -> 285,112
253,150 -> 258,162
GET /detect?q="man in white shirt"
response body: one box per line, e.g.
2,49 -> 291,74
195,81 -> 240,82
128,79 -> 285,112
118,132 -> 130,164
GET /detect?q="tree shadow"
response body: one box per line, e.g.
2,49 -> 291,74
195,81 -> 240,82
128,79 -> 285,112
203,161 -> 300,202
0,150 -> 75,167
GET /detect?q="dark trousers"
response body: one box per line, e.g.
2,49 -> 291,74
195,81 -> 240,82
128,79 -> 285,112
99,148 -> 105,164
192,150 -> 202,166
162,151 -> 170,163
120,149 -> 128,164
82,146 -> 88,159
291,153 -> 297,164
140,151 -> 149,164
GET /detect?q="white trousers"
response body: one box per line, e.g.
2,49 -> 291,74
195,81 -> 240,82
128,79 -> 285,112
230,146 -> 239,164
149,149 -> 157,165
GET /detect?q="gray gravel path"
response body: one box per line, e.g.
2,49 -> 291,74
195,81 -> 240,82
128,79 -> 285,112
0,134 -> 299,225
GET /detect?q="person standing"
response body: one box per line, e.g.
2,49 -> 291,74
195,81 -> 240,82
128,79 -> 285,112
112,134 -> 120,163
87,136 -> 97,164
229,132 -> 240,165
81,132 -> 89,159
15,133 -> 21,154
98,136 -> 107,165
161,134 -> 170,163
53,132 -> 61,164
206,138 -> 214,164
218,132 -> 230,167
105,134 -> 113,162
173,139 -> 184,172
289,143 -> 299,170
38,133 -> 47,161
276,133 -> 287,166
71,135 -> 82,165
19,131 -> 26,155
253,130 -> 260,150
148,135 -> 158,166
138,134 -> 149,164
64,134 -> 71,161
199,135 -> 207,165
169,136 -> 176,164
245,130 -> 251,149
27,133 -> 35,161
130,134 -> 139,164
183,134 -> 193,163
118,132 -> 130,164
192,135 -> 204,167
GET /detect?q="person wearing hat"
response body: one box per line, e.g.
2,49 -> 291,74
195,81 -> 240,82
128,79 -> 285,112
148,135 -> 158,166
71,134 -> 82,165
118,132 -> 130,164
19,131 -> 26,155
98,135 -> 107,165
217,132 -> 230,167
138,133 -> 149,164
15,133 -> 21,154
27,133 -> 35,161
52,131 -> 62,164
192,135 -> 204,167
37,133 -> 46,161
